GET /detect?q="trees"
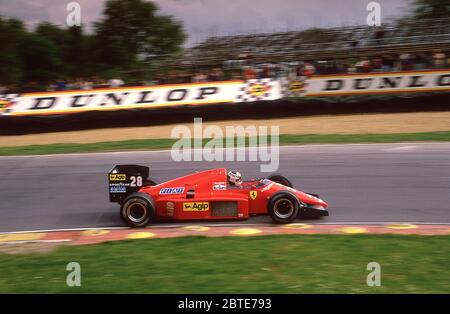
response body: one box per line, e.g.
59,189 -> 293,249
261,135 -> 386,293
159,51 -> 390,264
94,0 -> 185,73
0,0 -> 185,90
19,32 -> 61,88
0,17 -> 25,86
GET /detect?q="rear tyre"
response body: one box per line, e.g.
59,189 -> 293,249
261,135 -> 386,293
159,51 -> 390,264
268,191 -> 299,224
268,174 -> 293,188
120,193 -> 155,227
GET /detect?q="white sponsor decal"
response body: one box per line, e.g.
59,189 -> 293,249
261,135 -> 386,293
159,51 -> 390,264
213,182 -> 227,190
160,187 -> 185,195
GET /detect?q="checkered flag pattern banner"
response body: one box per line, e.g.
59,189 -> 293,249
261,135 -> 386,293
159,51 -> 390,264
235,78 -> 280,103
0,94 -> 19,102
0,94 -> 19,112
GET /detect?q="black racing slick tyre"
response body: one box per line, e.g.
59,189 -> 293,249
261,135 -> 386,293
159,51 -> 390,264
268,191 -> 300,224
120,192 -> 156,228
267,174 -> 293,188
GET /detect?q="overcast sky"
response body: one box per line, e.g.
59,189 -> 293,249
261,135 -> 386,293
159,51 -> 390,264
0,0 -> 410,46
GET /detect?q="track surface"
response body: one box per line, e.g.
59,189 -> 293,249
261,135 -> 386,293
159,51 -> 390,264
0,143 -> 449,232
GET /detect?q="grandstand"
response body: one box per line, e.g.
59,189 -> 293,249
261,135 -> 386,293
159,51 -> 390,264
175,17 -> 450,68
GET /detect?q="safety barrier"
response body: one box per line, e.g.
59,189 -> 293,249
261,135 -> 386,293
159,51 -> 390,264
0,79 -> 282,116
1,70 -> 449,117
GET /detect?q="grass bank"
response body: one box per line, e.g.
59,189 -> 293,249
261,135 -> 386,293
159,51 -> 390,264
0,131 -> 450,156
0,235 -> 449,293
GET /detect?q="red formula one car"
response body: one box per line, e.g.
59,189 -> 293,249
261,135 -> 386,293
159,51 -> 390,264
108,166 -> 328,227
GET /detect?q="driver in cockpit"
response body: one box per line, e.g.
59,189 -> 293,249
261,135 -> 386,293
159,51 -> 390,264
227,170 -> 243,187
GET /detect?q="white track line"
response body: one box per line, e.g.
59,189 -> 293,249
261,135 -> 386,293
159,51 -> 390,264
1,222 -> 449,235
0,226 -> 129,234
0,240 -> 72,245
1,142 -> 448,158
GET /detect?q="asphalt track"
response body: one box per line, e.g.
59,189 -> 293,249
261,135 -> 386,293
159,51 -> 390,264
0,143 -> 449,232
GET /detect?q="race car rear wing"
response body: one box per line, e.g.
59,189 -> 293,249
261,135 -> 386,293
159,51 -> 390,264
108,165 -> 149,203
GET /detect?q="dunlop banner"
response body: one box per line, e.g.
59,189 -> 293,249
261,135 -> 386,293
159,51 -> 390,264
2,81 -> 244,116
2,70 -> 449,116
3,79 -> 282,116
302,70 -> 450,97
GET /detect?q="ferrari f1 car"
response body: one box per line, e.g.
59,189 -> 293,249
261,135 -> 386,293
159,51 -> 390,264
108,166 -> 329,227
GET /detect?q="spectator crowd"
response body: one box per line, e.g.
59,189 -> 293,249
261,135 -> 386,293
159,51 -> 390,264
1,48 -> 449,95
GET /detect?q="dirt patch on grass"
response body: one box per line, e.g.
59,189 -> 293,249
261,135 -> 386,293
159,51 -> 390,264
0,242 -> 67,255
1,111 -> 450,147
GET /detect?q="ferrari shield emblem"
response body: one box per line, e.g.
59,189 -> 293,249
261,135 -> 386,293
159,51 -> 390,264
249,191 -> 258,200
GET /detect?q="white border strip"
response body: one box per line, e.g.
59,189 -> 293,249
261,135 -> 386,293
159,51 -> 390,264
0,239 -> 72,245
1,141 -> 449,159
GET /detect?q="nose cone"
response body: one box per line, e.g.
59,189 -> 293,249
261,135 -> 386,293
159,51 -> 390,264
301,192 -> 328,208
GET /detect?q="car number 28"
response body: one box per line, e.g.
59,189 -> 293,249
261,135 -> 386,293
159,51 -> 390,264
130,176 -> 143,187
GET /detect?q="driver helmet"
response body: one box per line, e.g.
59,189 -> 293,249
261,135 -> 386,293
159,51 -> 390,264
227,170 -> 242,186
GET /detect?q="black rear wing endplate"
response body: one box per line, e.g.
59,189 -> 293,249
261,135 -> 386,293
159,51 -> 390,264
108,165 -> 149,203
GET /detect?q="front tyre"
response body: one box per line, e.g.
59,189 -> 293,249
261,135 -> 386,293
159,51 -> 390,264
120,193 -> 155,227
267,174 -> 293,188
268,191 -> 299,224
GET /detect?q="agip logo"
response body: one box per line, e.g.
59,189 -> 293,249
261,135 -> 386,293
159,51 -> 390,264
183,202 -> 210,212
289,80 -> 305,93
0,100 -> 7,113
109,174 -> 126,181
247,83 -> 271,97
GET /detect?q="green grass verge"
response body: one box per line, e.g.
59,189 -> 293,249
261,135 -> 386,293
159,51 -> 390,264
1,131 -> 450,156
0,235 -> 449,293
